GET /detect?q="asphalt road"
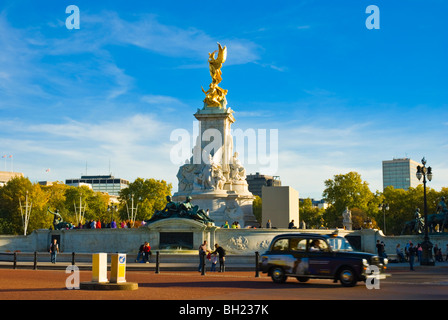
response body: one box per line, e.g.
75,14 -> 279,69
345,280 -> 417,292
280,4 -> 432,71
1,264 -> 447,302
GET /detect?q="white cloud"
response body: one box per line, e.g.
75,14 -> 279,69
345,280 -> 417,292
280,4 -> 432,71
41,11 -> 260,66
104,12 -> 260,65
0,114 -> 179,183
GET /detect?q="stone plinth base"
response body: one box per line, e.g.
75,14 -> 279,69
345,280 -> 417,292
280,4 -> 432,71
80,281 -> 138,291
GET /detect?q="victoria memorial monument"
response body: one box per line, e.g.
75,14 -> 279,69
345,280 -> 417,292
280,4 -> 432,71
172,43 -> 258,228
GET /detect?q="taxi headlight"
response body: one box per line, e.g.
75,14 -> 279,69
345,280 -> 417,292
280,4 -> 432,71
362,259 -> 369,267
383,258 -> 388,265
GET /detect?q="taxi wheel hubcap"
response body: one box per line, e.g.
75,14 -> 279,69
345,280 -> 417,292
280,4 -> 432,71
271,267 -> 286,283
339,268 -> 356,286
341,271 -> 353,282
273,269 -> 282,279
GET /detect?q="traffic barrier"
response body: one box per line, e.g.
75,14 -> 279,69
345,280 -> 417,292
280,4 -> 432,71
110,253 -> 126,283
255,251 -> 260,278
91,253 -> 108,283
155,251 -> 160,274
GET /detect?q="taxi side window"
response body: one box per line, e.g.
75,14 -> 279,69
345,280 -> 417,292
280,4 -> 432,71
308,239 -> 330,252
319,240 -> 329,252
290,238 -> 307,252
272,239 -> 289,251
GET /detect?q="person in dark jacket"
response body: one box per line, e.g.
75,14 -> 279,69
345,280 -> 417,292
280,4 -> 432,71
212,243 -> 227,272
135,243 -> 145,262
50,238 -> 59,264
408,242 -> 417,271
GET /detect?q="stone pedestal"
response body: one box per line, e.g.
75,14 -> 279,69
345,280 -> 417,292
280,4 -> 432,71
145,218 -> 216,251
173,103 -> 258,227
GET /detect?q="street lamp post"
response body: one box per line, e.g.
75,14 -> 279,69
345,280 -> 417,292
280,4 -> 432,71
378,202 -> 389,235
416,157 -> 434,266
108,205 -> 117,225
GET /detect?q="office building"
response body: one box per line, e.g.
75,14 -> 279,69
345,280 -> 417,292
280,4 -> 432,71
0,171 -> 24,187
299,198 -> 329,210
66,175 -> 129,196
382,158 -> 421,191
246,172 -> 281,197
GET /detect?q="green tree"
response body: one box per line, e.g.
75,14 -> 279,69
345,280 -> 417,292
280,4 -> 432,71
252,195 -> 262,225
299,198 -> 324,229
322,172 -> 377,228
118,178 -> 172,221
381,185 -> 447,235
0,177 -> 51,234
350,207 -> 379,230
41,182 -> 69,220
63,185 -> 109,225
86,191 -> 110,224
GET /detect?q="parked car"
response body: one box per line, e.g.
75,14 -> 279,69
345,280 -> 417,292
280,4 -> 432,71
259,232 -> 388,287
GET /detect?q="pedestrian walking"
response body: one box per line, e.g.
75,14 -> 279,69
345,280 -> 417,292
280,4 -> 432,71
436,247 -> 443,262
376,240 -> 385,258
445,244 -> 448,262
405,240 -> 411,261
211,243 -> 227,272
417,244 -> 422,262
198,240 -> 209,273
49,238 -> 59,264
433,244 -> 439,260
408,242 -> 416,271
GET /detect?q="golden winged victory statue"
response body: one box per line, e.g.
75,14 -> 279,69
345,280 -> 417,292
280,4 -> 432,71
202,43 -> 228,107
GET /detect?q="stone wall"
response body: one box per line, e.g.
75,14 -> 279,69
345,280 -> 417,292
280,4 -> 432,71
1,224 -> 446,257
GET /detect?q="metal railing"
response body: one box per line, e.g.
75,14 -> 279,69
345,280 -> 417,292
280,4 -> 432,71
0,251 -> 262,276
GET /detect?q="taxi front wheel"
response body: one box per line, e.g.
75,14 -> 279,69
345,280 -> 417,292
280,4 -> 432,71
338,267 -> 357,287
270,267 -> 287,283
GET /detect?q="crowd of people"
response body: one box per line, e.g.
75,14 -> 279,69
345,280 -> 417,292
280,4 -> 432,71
54,219 -> 147,230
393,241 -> 448,270
220,221 -> 241,229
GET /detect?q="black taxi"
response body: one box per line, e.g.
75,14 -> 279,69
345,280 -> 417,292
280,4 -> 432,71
259,232 -> 388,287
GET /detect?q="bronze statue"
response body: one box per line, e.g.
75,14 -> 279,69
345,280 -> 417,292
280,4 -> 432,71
430,196 -> 448,232
145,196 -> 214,225
413,208 -> 424,234
47,207 -> 62,228
437,196 -> 448,214
47,207 -> 72,230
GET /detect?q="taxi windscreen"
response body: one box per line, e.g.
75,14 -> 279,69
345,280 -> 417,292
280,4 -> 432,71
327,237 -> 354,252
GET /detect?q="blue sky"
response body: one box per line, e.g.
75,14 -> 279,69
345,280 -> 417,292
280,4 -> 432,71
0,0 -> 447,199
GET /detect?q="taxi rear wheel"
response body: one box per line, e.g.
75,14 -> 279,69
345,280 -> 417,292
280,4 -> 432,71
270,267 -> 287,283
338,267 -> 357,287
